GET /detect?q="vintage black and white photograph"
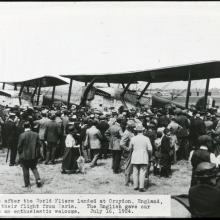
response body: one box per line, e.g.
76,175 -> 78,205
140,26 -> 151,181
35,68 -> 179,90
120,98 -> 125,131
0,1 -> 220,218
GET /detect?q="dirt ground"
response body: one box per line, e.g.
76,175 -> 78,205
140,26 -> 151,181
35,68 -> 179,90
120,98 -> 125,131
0,149 -> 192,217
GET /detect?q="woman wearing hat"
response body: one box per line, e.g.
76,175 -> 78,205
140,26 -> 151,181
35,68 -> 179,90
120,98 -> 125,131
160,128 -> 172,178
128,124 -> 152,192
61,125 -> 80,174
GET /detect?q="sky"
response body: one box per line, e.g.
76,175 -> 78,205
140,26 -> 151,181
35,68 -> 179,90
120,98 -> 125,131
0,2 -> 220,90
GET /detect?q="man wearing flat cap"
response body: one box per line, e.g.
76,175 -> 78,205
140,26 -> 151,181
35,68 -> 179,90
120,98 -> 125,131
44,114 -> 62,164
189,135 -> 217,187
189,162 -> 220,217
18,121 -> 42,188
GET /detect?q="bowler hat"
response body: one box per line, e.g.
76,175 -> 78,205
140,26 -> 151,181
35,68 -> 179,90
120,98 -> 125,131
67,125 -> 75,132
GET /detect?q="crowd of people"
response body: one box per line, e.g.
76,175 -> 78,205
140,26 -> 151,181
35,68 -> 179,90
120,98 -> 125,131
1,103 -> 220,195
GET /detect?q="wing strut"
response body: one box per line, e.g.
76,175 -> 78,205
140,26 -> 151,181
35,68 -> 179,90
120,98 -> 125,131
80,77 -> 97,107
138,82 -> 150,100
18,83 -> 25,105
51,85 -> 56,106
36,80 -> 41,106
185,69 -> 191,109
67,78 -> 73,109
121,82 -> 132,98
204,78 -> 210,110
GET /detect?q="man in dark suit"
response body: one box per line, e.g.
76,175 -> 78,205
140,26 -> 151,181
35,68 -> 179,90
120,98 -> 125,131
4,113 -> 17,166
190,113 -> 206,150
97,115 -> 110,159
105,117 -> 123,173
17,121 -> 42,188
175,109 -> 190,160
44,114 -> 61,164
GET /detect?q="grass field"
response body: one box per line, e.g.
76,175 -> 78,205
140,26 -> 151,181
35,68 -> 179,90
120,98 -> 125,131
0,149 -> 192,217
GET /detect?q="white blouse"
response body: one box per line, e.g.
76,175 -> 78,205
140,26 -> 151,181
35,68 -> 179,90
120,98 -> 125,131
65,134 -> 79,148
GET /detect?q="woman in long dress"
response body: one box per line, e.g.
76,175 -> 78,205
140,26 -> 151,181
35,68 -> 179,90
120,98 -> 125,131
160,128 -> 172,178
61,125 -> 80,174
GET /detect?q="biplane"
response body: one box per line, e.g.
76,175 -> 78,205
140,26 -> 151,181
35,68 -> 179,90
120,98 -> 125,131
61,60 -> 220,110
1,60 -> 220,111
0,75 -> 68,107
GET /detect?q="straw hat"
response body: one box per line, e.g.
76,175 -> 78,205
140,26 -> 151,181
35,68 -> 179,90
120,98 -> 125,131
127,120 -> 135,128
99,115 -> 106,120
134,124 -> 145,131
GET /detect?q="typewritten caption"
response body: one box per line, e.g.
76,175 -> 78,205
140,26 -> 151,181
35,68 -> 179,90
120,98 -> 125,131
0,194 -> 170,217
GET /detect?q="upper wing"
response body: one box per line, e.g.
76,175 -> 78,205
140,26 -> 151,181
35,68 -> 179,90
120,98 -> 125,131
62,60 -> 220,83
1,75 -> 69,87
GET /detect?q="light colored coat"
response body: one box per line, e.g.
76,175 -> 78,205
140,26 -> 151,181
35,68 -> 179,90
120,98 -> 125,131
129,133 -> 152,164
61,115 -> 69,136
105,122 -> 123,151
85,126 -> 102,150
34,117 -> 50,140
120,129 -> 134,150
